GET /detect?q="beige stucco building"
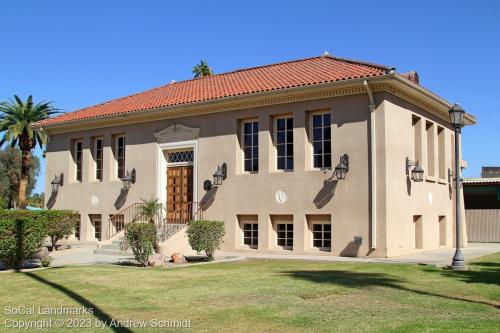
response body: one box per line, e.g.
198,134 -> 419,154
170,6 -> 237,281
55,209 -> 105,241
37,55 -> 475,257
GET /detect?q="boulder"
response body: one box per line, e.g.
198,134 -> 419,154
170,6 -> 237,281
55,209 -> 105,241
171,253 -> 187,263
148,253 -> 166,267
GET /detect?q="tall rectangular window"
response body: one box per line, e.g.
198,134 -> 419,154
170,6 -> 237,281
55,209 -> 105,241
412,115 -> 422,164
94,138 -> 103,181
89,214 -> 102,241
242,120 -> 258,173
311,112 -> 332,169
116,136 -> 126,179
437,127 -> 445,179
312,224 -> 331,249
426,122 -> 435,177
73,140 -> 83,182
275,116 -> 293,171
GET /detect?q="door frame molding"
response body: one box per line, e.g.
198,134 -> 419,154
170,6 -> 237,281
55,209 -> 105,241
156,140 -> 198,210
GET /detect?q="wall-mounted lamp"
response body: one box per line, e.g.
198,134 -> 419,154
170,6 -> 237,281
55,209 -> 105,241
334,154 -> 349,180
121,169 -> 136,189
51,173 -> 64,192
204,163 -> 228,191
447,168 -> 463,187
406,158 -> 424,182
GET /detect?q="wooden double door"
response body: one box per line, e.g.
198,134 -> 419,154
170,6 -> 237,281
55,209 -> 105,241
167,166 -> 193,222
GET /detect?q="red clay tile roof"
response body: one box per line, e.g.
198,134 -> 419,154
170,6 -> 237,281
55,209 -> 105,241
37,55 -> 392,127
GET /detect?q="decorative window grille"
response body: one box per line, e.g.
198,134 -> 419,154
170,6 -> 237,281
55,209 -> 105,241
167,150 -> 194,164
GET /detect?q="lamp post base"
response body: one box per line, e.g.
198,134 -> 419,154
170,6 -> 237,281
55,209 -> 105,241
450,248 -> 469,271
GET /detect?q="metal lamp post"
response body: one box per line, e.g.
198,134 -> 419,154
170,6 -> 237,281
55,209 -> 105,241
449,103 -> 467,270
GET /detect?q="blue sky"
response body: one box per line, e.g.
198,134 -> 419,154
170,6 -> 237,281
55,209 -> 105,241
1,1 -> 499,194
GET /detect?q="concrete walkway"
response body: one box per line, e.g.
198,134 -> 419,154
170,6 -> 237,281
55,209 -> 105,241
220,243 -> 500,267
36,243 -> 500,268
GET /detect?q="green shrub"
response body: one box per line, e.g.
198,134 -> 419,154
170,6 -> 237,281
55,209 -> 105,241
0,210 -> 79,251
0,216 -> 47,269
125,223 -> 157,267
44,211 -> 79,251
186,220 -> 225,261
41,256 -> 52,267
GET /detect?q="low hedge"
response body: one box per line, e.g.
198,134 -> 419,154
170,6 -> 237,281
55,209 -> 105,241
0,216 -> 47,269
0,210 -> 79,268
186,220 -> 225,261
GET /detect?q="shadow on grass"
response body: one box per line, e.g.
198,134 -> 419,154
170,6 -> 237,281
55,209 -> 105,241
282,270 -> 499,309
442,261 -> 500,286
23,272 -> 133,333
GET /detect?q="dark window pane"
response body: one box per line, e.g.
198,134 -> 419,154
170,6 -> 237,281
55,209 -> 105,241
287,232 -> 293,239
313,232 -> 322,239
244,224 -> 251,231
255,239 -> 259,245
313,240 -> 322,247
313,128 -> 322,141
286,117 -> 293,129
252,159 -> 258,172
277,118 -> 286,131
253,122 -> 258,133
277,144 -> 285,157
313,141 -> 323,154
277,157 -> 285,170
286,239 -> 293,247
324,232 -> 331,239
244,134 -> 252,147
324,240 -> 331,248
324,154 -> 331,168
323,113 -> 331,125
286,144 -> 293,156
244,159 -> 252,172
314,155 -> 322,168
287,224 -> 293,230
253,133 -> 258,145
286,131 -> 293,143
278,224 -> 286,231
252,147 -> 258,159
324,126 -> 331,140
324,140 -> 331,154
313,224 -> 322,231
277,131 -> 285,144
244,147 -> 252,159
278,238 -> 285,246
253,224 -> 258,229
313,114 -> 322,128
244,122 -> 252,134
286,157 -> 294,170
244,238 -> 251,245
324,224 -> 331,232
253,231 -> 258,238
244,231 -> 251,237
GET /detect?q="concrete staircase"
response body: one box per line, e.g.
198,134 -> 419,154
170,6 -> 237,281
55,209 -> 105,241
94,237 -> 131,256
94,224 -> 187,256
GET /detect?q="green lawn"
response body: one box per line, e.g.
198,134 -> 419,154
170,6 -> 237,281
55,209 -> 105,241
1,254 -> 499,333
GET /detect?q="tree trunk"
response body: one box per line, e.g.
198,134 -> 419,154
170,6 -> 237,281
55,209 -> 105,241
18,149 -> 30,209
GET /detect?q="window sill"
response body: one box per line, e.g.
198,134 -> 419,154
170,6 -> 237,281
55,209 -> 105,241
425,176 -> 437,183
309,247 -> 332,252
438,178 -> 448,185
238,245 -> 258,250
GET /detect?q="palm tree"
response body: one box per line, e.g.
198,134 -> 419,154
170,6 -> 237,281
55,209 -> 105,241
192,60 -> 213,78
0,95 -> 58,209
138,198 -> 162,224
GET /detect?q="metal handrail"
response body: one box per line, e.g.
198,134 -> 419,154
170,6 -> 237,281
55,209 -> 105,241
107,202 -> 164,240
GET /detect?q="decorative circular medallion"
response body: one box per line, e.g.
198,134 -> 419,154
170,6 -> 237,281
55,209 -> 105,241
91,194 -> 99,206
275,190 -> 288,204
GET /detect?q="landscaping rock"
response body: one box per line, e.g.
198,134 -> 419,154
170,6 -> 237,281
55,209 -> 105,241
171,253 -> 187,263
56,244 -> 71,251
31,247 -> 49,259
148,253 -> 166,267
